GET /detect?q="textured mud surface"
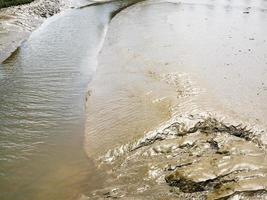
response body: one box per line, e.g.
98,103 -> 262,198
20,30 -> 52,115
86,63 -> 267,199
88,111 -> 267,199
83,0 -> 267,199
0,0 -> 70,62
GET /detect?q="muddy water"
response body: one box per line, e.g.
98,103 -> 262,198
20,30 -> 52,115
85,0 -> 267,199
0,3 -> 117,200
1,0 -> 267,199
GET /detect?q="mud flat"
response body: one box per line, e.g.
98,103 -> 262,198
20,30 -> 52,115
84,0 -> 267,199
0,0 -> 71,63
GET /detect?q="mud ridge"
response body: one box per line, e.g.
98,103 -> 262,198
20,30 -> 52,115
88,112 -> 267,200
78,0 -> 147,21
100,113 -> 265,163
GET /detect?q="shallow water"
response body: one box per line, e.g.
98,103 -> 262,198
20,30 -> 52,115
0,3 -> 115,199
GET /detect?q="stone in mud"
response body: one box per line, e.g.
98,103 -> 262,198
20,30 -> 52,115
165,171 -> 207,193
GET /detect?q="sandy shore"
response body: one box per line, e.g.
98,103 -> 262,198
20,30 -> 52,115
0,0 -> 71,63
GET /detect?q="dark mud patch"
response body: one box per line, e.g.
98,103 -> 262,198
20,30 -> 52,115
1,41 -> 23,64
109,0 -> 147,19
165,170 -> 236,193
78,0 -> 147,21
78,1 -> 113,9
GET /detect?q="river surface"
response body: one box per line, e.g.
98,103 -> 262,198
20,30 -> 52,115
1,0 -> 267,199
0,1 -> 116,199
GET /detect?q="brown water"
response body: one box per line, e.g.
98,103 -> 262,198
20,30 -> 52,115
1,0 -> 267,199
0,2 -> 117,199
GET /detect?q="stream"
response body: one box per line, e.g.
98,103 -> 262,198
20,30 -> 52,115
0,2 -> 115,199
1,0 -> 267,199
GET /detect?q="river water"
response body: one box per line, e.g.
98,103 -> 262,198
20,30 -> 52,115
1,0 -> 267,199
0,2 -> 116,199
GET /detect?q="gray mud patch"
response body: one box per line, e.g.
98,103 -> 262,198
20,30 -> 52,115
87,112 -> 267,200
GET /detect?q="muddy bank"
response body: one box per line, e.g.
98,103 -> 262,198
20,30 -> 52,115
90,111 -> 267,200
0,0 -> 34,9
0,0 -> 71,63
84,0 -> 267,199
86,67 -> 267,200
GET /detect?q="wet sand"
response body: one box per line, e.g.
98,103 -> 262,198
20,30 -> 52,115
85,0 -> 267,199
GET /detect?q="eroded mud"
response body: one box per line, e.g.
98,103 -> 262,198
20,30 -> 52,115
87,110 -> 267,199
85,67 -> 267,199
